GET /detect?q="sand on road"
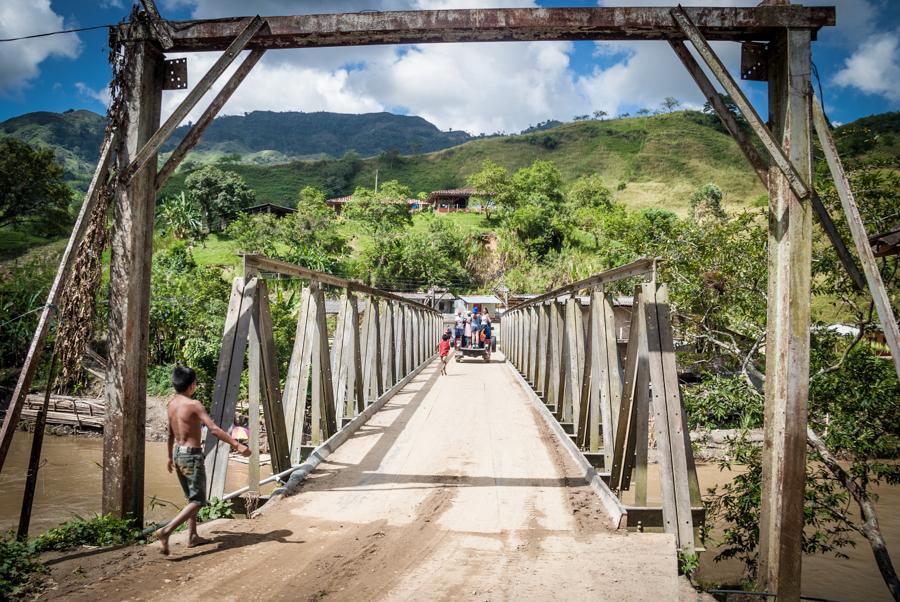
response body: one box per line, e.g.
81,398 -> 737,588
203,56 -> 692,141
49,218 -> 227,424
47,353 -> 680,601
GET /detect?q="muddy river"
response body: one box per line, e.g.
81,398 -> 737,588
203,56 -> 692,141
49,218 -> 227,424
0,436 -> 896,601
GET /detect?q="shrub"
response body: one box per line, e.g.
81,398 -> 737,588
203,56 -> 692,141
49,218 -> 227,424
0,536 -> 45,599
31,514 -> 141,553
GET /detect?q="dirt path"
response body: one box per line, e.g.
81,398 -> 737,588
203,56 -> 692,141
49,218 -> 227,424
44,353 -> 679,601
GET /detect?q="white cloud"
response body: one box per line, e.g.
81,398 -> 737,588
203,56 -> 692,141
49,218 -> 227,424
75,82 -> 112,106
0,0 -> 81,94
833,30 -> 900,103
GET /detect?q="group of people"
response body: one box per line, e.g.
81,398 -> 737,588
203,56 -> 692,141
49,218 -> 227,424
453,305 -> 493,349
438,305 -> 494,374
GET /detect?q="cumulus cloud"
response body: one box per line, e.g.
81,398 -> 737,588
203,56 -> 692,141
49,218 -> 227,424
833,31 -> 900,103
75,82 -> 112,106
152,0 -> 895,133
0,0 -> 81,94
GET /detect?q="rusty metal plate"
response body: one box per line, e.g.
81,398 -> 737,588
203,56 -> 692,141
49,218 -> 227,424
164,57 -> 188,89
741,42 -> 768,81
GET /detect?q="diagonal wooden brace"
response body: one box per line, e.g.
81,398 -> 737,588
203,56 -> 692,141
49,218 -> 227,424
812,98 -> 900,381
670,6 -> 810,201
156,48 -> 265,190
669,37 -> 866,292
0,128 -> 118,475
126,15 -> 265,181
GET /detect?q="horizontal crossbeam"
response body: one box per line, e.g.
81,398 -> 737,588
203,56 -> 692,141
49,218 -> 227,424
242,254 -> 440,314
124,7 -> 834,52
510,258 -> 656,311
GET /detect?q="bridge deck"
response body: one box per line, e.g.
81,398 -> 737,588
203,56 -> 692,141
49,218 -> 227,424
65,354 -> 680,601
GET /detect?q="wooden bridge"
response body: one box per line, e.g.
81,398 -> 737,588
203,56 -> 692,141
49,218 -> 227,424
5,4 -> 900,600
68,254 -> 691,601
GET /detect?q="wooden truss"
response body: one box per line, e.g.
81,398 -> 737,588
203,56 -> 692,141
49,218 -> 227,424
202,254 -> 441,501
2,3 -> 898,598
503,261 -> 702,551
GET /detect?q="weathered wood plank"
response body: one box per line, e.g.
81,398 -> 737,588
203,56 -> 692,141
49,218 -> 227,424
758,29 -> 813,599
153,7 -> 835,53
282,287 -> 314,462
255,280 -> 290,474
205,277 -> 257,499
813,98 -> 900,380
102,40 -> 164,522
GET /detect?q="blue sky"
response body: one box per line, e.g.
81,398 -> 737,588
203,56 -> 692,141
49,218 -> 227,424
0,0 -> 898,134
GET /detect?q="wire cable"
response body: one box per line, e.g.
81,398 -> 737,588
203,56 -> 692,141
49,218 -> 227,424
0,24 -> 115,43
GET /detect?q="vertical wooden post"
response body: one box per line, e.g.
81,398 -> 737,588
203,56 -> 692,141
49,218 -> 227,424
381,300 -> 396,389
248,318 -> 261,494
331,291 -> 350,419
102,39 -> 163,523
282,287 -> 314,462
547,302 -> 563,412
349,294 -> 365,414
254,281 -> 290,473
759,29 -> 813,601
205,278 -> 256,499
538,304 -> 549,395
562,298 -> 579,424
309,281 -> 337,444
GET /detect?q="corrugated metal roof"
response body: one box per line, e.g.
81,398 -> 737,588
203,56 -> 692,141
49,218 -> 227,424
460,295 -> 502,304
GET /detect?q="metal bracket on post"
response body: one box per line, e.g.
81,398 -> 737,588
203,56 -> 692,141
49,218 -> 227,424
740,42 -> 768,81
163,58 -> 187,89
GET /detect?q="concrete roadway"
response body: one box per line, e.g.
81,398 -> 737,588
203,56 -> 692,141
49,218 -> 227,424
62,353 -> 681,601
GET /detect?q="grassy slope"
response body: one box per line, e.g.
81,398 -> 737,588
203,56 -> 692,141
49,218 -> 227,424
159,112 -> 766,216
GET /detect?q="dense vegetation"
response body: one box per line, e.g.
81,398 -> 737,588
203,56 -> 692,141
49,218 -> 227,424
0,106 -> 898,595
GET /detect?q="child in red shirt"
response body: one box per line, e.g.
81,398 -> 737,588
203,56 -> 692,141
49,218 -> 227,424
438,332 -> 451,375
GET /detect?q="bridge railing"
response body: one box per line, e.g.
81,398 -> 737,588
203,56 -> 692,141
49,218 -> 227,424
502,258 -> 702,551
205,253 -> 441,502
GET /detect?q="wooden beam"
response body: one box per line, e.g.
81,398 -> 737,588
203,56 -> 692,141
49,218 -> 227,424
671,6 -> 810,202
668,37 -> 864,291
142,7 -> 834,53
0,129 -> 118,474
102,40 -> 164,524
255,280 -> 291,474
758,28 -> 813,600
204,277 -> 256,499
156,48 -> 265,190
282,287 -> 314,462
126,16 -> 266,179
812,98 -> 900,381
510,258 -> 654,311
243,254 -> 439,314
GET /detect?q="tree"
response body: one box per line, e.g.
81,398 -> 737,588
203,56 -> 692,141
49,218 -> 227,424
157,191 -> 202,241
637,108 -> 651,116
0,137 -> 72,235
593,110 -> 608,120
467,160 -> 511,216
567,174 -> 614,212
184,165 -> 256,232
343,180 -> 412,236
662,96 -> 681,113
689,182 -> 727,222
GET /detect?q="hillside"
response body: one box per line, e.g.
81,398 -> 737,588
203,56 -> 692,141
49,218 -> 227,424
160,111 -> 770,214
0,109 -> 105,191
0,109 -> 469,190
162,110 -> 470,160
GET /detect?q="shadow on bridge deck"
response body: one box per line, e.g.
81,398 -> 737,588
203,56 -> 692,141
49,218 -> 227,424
58,353 -> 688,601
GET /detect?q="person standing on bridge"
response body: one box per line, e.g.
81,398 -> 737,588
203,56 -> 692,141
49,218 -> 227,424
439,331 -> 452,375
156,366 -> 251,556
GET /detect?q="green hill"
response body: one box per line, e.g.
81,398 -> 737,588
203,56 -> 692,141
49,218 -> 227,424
160,111 -> 770,214
0,109 -> 105,191
162,110 -> 470,159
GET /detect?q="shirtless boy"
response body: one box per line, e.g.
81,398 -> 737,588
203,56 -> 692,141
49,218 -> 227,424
156,366 -> 251,555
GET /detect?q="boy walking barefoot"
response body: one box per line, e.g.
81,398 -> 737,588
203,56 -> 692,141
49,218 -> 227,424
156,366 -> 251,555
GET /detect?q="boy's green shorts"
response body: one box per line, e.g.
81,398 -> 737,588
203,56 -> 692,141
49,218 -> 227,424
173,447 -> 208,506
